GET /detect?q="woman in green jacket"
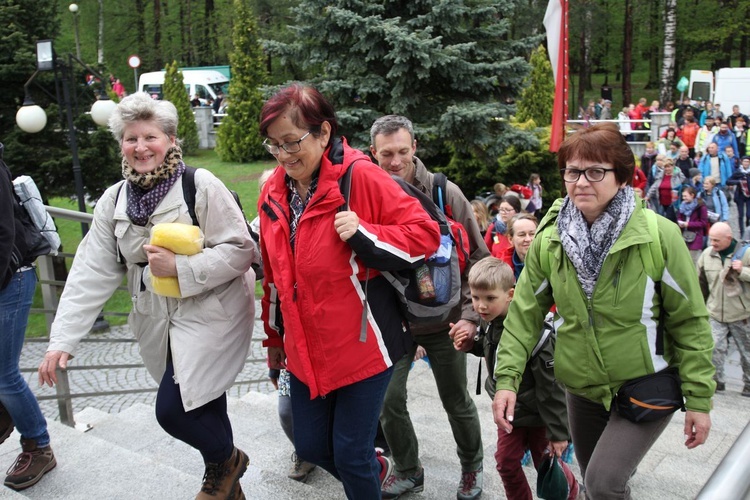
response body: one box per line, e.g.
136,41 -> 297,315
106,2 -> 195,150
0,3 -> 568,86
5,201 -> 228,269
492,123 -> 715,499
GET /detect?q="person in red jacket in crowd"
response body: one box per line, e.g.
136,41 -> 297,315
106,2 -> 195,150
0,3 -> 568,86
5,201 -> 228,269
485,195 -> 523,259
500,213 -> 538,282
258,83 -> 441,500
681,116 -> 701,158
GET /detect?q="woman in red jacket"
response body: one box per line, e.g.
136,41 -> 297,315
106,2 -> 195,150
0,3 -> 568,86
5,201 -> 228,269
500,213 -> 538,282
258,84 -> 440,500
484,195 -> 523,258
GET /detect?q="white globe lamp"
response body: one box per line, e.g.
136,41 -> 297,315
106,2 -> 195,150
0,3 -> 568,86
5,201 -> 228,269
90,98 -> 117,127
16,104 -> 47,133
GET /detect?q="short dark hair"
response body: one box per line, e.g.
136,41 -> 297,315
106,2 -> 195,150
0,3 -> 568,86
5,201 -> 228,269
557,122 -> 634,185
259,83 -> 338,146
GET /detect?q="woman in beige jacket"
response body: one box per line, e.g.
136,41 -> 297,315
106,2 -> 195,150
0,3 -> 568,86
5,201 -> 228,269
38,93 -> 258,500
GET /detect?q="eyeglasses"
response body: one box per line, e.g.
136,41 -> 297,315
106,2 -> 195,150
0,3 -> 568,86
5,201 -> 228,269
560,167 -> 615,183
262,132 -> 311,155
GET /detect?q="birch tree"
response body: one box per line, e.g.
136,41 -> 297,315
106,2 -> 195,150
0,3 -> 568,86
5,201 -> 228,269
659,0 -> 676,106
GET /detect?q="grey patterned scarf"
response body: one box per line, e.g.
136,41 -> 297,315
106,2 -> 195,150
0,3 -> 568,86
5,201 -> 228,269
557,186 -> 635,298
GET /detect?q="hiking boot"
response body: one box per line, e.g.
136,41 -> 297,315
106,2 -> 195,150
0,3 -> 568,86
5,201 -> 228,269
0,402 -> 13,445
196,447 -> 249,500
377,451 -> 393,488
231,482 -> 245,500
381,466 -> 425,499
715,381 -> 726,392
742,386 -> 750,397
457,467 -> 483,500
288,452 -> 316,483
4,438 -> 56,491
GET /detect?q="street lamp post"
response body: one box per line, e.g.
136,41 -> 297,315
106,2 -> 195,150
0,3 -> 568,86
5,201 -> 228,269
15,39 -> 116,235
69,3 -> 81,60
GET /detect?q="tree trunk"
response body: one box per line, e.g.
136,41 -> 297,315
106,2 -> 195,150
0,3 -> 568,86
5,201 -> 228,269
621,0 -> 633,106
582,4 -> 592,91
644,0 -> 660,89
97,0 -> 104,66
741,34 -> 748,67
715,35 -> 733,69
135,0 -> 147,69
201,0 -> 217,66
659,0 -> 676,106
154,0 -> 163,70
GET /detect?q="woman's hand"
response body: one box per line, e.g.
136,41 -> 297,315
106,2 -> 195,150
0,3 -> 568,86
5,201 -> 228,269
492,389 -> 517,434
143,244 -> 177,277
268,346 -> 286,370
38,350 -> 71,387
334,211 -> 359,241
684,410 -> 711,449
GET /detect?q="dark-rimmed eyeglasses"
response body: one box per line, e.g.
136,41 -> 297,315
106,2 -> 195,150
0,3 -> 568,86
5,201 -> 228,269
263,132 -> 311,155
560,167 -> 615,183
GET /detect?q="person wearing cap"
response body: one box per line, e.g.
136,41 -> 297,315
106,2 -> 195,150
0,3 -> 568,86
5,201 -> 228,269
728,156 -> 750,238
697,116 -> 718,153
697,222 -> 750,396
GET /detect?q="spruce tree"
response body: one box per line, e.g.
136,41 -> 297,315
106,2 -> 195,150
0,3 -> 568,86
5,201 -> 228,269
265,0 -> 539,194
516,45 -> 555,127
216,0 -> 268,162
163,61 -> 199,155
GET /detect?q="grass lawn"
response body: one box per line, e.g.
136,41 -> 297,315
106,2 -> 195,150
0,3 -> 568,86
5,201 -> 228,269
26,150 -> 275,338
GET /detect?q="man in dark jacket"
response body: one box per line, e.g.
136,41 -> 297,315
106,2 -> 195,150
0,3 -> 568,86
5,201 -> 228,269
370,115 -> 490,500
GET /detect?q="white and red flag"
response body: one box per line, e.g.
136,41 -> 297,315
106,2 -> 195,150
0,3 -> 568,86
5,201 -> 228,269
543,0 -> 569,152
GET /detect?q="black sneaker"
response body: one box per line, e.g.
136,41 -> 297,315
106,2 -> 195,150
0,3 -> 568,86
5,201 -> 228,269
716,381 -> 726,392
4,438 -> 56,491
0,402 -> 13,445
742,385 -> 750,397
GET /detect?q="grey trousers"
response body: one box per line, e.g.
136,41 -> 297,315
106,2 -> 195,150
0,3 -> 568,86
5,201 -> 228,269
710,317 -> 750,387
566,392 -> 672,500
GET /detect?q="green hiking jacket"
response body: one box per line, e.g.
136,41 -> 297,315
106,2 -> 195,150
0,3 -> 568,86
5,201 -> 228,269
494,195 -> 715,412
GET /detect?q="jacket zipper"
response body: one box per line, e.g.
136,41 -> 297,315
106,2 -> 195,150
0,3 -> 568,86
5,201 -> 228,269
612,259 -> 625,306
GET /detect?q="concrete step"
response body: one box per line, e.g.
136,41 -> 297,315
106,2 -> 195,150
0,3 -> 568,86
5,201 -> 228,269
0,419 -> 196,499
4,359 -> 749,499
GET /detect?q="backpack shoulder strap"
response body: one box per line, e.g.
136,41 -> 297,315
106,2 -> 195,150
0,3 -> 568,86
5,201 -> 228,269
182,166 -> 199,226
640,208 -> 664,281
338,161 -> 355,212
432,172 -> 448,214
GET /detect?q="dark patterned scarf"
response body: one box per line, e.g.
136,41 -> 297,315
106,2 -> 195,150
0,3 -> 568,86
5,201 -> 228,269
123,146 -> 185,226
557,186 -> 635,298
286,171 -> 319,251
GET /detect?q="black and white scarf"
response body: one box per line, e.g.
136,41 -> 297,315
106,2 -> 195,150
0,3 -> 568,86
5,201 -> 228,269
557,186 -> 635,298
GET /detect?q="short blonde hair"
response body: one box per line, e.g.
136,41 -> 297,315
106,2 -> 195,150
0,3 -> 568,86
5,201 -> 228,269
468,257 -> 515,293
470,200 -> 490,232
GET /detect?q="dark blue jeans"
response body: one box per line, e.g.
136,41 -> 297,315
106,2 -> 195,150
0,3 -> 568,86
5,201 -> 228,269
290,367 -> 393,500
155,359 -> 233,464
0,269 -> 49,446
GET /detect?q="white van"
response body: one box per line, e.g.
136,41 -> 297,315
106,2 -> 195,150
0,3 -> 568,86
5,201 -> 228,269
138,69 -> 229,105
689,68 -> 750,113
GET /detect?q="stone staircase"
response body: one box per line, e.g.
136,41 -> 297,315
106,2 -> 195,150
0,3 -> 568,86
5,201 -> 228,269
1,359 -> 749,499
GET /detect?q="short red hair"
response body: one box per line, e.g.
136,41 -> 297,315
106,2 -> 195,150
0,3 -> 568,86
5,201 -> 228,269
259,83 -> 338,146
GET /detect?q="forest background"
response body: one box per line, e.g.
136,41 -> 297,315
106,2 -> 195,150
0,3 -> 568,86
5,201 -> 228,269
2,0 -> 750,206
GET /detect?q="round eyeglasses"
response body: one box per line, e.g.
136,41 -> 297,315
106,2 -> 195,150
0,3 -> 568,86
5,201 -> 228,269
263,131 -> 311,155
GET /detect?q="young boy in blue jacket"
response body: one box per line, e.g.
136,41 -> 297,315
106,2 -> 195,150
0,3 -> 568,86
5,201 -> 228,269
452,257 -> 579,500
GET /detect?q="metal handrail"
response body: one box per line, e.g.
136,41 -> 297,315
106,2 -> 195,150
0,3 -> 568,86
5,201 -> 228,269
696,421 -> 750,499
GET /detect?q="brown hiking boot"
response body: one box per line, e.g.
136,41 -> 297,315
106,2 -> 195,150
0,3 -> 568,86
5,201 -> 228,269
231,482 -> 245,500
4,438 -> 56,491
195,447 -> 249,499
0,402 -> 13,445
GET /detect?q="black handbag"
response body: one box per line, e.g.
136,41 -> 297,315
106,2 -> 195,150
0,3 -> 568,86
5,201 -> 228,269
613,280 -> 685,423
614,367 -> 685,423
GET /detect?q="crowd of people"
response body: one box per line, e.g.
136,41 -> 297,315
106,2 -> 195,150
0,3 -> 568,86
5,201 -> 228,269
5,85 -> 749,500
